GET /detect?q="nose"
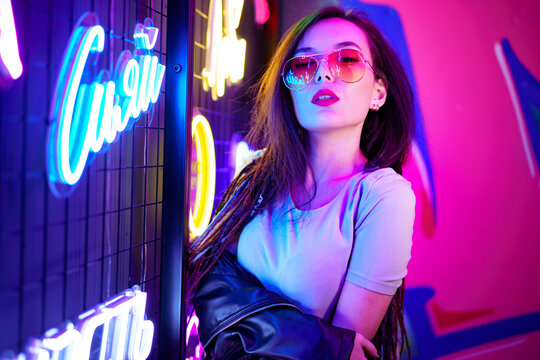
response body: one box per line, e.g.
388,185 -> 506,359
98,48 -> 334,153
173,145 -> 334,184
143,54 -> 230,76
315,60 -> 335,84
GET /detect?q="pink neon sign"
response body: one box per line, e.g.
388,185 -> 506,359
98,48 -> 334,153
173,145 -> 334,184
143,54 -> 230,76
254,0 -> 270,25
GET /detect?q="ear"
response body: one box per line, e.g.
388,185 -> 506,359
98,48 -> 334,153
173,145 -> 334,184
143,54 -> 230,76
370,78 -> 387,109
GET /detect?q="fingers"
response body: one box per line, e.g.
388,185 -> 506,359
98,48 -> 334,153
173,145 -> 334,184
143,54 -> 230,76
362,340 -> 379,358
350,342 -> 368,360
355,332 -> 379,358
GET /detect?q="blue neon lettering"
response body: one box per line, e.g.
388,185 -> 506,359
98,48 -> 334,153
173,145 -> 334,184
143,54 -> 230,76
47,14 -> 165,196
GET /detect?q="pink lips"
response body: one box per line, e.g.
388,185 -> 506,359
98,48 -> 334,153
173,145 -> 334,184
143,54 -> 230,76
311,89 -> 340,106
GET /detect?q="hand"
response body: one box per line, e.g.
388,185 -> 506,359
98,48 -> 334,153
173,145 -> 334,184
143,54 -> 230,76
350,332 -> 378,360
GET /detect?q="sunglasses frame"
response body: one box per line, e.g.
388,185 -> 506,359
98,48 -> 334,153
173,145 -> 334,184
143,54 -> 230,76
281,48 -> 376,91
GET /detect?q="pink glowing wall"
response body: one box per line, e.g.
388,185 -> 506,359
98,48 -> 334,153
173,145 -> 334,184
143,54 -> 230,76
346,0 -> 540,358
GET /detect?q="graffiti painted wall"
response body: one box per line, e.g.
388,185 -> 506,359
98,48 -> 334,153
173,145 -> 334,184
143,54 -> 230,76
336,0 -> 540,358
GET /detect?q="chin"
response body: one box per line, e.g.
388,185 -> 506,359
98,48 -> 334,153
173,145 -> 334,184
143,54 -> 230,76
299,114 -> 343,127
301,124 -> 349,134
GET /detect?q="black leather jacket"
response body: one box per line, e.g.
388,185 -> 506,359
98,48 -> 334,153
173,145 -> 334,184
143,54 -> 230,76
193,250 -> 356,359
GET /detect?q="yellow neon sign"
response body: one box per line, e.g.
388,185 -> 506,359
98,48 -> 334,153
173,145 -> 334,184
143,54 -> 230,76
189,114 -> 216,237
202,0 -> 246,100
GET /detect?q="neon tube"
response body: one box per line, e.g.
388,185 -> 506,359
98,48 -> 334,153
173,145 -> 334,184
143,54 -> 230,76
47,13 -> 165,197
189,114 -> 216,237
0,0 -> 23,79
254,0 -> 270,25
202,0 -> 246,100
18,288 -> 154,360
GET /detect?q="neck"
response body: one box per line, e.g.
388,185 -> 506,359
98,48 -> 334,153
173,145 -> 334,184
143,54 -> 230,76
305,126 -> 367,188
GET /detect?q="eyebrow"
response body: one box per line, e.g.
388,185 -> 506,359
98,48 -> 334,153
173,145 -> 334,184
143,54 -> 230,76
295,41 -> 362,55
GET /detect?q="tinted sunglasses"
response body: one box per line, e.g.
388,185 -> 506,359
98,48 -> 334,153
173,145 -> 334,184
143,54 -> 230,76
282,48 -> 374,90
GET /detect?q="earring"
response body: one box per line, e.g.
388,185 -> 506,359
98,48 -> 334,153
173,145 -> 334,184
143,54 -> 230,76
370,103 -> 380,111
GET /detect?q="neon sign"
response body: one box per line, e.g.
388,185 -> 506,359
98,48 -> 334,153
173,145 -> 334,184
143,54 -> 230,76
47,13 -> 165,197
15,287 -> 154,360
186,313 -> 204,360
254,0 -> 270,25
234,140 -> 261,178
188,130 -> 260,239
202,0 -> 246,100
0,0 -> 23,80
189,114 -> 216,238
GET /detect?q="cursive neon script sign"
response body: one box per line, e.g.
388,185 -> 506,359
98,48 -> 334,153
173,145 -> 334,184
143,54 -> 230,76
15,287 -> 154,360
202,0 -> 246,100
47,12 -> 165,197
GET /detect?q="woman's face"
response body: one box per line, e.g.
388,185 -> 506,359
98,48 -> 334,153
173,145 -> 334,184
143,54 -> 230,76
289,18 -> 386,137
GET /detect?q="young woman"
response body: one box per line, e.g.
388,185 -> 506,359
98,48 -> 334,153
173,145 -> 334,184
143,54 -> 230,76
189,6 -> 415,360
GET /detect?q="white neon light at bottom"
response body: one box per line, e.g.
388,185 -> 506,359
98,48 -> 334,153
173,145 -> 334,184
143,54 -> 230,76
16,288 -> 153,360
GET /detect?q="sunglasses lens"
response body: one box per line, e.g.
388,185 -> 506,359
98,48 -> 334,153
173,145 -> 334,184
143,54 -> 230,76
328,49 -> 366,83
283,56 -> 318,90
282,49 -> 367,90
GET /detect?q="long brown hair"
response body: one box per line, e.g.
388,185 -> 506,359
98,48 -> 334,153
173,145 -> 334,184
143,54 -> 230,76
188,6 -> 414,359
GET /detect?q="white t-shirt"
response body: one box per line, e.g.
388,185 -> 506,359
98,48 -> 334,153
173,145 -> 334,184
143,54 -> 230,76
236,167 -> 415,321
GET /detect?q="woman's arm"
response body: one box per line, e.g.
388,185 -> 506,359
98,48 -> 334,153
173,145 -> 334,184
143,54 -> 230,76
333,172 -> 415,358
332,281 -> 392,339
332,281 -> 393,359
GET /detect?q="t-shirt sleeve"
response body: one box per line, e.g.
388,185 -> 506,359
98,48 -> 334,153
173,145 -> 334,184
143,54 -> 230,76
345,172 -> 415,295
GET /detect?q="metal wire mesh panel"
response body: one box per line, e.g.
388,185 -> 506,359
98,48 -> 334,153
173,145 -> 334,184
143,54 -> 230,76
0,0 -> 167,357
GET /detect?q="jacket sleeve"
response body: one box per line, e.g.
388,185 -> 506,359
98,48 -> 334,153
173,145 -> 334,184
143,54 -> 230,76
193,251 -> 355,360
